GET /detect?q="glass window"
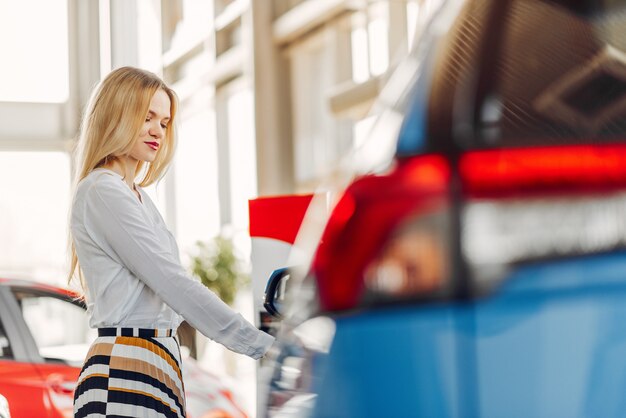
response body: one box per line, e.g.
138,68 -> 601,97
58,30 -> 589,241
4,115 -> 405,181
161,0 -> 212,53
0,0 -> 69,102
137,1 -> 164,71
227,87 -> 257,231
350,2 -> 390,82
368,3 -> 389,77
351,13 -> 370,83
13,291 -> 95,365
427,0 -> 626,150
175,108 -> 221,257
0,318 -> 13,359
0,152 -> 71,285
290,33 -> 353,186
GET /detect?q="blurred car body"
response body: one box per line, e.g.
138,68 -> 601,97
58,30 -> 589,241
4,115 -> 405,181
0,278 -> 247,418
262,0 -> 626,417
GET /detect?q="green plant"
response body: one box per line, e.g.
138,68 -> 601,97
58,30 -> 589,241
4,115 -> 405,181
189,235 -> 249,306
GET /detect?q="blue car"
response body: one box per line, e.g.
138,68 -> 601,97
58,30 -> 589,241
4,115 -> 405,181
262,0 -> 626,417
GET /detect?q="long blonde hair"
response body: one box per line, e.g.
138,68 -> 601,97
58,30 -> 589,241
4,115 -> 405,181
68,66 -> 179,287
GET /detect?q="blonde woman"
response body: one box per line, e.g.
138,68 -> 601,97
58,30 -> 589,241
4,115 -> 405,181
69,67 -> 274,418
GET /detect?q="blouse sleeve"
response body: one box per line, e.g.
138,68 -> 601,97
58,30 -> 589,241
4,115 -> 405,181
82,175 -> 274,359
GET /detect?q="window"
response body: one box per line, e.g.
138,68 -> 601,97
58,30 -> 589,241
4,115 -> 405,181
0,319 -> 12,359
0,0 -> 69,102
226,87 -> 257,231
161,0 -> 212,54
350,2 -> 389,83
13,291 -> 95,365
289,30 -> 353,187
175,108 -> 221,257
0,152 -> 71,285
137,1 -> 164,71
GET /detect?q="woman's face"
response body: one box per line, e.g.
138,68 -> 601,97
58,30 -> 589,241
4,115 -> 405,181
129,89 -> 171,163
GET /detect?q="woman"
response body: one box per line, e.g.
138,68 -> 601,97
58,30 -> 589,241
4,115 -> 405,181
68,67 -> 274,418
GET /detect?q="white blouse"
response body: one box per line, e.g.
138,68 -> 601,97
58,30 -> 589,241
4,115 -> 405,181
70,168 -> 273,359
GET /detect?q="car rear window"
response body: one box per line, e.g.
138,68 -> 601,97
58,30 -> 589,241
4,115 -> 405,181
423,0 -> 626,152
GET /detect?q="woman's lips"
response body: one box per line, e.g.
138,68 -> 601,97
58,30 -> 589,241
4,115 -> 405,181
145,141 -> 159,151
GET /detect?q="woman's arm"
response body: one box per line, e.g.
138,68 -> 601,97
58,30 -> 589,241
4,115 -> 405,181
83,175 -> 274,359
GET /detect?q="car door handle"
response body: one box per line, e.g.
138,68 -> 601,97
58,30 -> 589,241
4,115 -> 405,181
47,374 -> 76,394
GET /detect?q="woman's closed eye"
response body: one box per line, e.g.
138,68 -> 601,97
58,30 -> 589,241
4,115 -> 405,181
146,117 -> 167,130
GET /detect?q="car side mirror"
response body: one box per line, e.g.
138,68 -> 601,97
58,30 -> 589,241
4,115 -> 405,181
264,267 -> 291,319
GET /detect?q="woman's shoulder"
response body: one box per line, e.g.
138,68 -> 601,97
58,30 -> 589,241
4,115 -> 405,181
76,169 -> 127,200
88,167 -> 124,182
71,170 -> 123,222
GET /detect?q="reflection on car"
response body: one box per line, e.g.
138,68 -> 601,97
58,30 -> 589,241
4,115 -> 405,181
0,394 -> 10,418
0,278 -> 247,418
262,1 -> 626,417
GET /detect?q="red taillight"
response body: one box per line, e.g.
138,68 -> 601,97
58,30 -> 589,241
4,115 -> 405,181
460,144 -> 626,273
314,144 -> 626,312
313,155 -> 451,311
460,144 -> 626,197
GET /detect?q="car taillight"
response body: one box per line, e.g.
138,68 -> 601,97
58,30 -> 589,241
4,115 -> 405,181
312,155 -> 451,311
460,144 -> 626,281
460,144 -> 626,198
313,144 -> 626,312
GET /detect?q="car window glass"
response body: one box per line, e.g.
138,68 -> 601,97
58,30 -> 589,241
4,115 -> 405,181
0,318 -> 13,359
427,0 -> 626,150
12,291 -> 95,365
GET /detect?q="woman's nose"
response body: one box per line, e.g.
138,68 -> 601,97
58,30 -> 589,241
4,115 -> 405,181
150,123 -> 164,138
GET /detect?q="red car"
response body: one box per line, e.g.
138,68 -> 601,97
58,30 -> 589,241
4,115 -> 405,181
0,278 -> 247,418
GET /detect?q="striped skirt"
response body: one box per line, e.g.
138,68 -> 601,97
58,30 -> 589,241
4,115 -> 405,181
73,328 -> 186,418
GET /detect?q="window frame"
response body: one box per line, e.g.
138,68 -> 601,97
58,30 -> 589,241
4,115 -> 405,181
0,0 -> 101,154
0,286 -> 39,363
12,287 -> 89,362
0,285 -> 87,365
